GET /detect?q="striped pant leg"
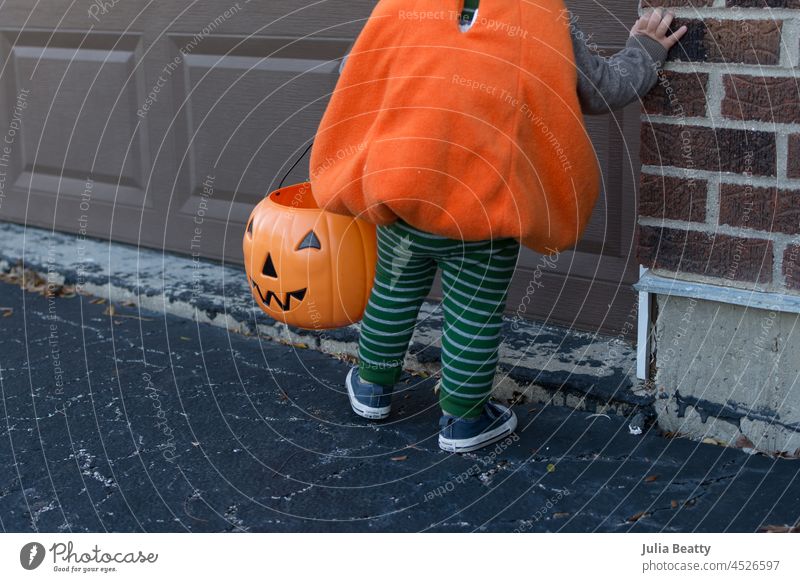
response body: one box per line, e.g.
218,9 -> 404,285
437,238 -> 520,418
357,223 -> 438,386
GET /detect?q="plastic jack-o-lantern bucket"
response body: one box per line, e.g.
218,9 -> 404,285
243,182 -> 377,330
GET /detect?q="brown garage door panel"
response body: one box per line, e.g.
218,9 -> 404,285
430,270 -> 637,334
579,110 -> 637,255
168,34 -> 350,262
0,3 -> 362,258
0,2 -> 373,38
1,29 -> 147,206
172,35 -> 348,208
505,274 -> 637,334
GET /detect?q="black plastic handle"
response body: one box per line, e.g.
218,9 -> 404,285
278,141 -> 314,190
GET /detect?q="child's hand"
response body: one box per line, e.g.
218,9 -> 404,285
630,8 -> 688,51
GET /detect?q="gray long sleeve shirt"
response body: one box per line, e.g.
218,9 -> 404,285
337,18 -> 668,115
571,25 -> 668,114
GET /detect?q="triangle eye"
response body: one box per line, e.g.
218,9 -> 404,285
262,253 -> 278,278
297,230 -> 322,251
246,220 -> 254,238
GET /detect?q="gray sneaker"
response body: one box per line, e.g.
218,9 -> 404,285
345,367 -> 393,420
439,401 -> 518,453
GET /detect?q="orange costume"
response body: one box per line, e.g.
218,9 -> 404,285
309,0 -> 600,254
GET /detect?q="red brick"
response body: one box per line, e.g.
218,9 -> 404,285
639,174 -> 707,222
788,134 -> 800,179
719,184 -> 800,235
728,1 -> 800,7
667,19 -> 782,65
637,225 -> 773,284
643,71 -> 708,118
722,75 -> 800,124
640,123 -> 777,176
643,0 -> 713,6
784,245 -> 800,291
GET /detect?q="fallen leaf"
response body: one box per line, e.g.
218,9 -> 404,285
553,512 -> 570,519
390,455 -> 408,462
670,500 -> 679,509
644,475 -> 659,483
627,510 -> 649,522
702,437 -> 727,446
180,336 -> 191,341
103,305 -> 116,317
546,463 -> 556,473
759,524 -> 800,533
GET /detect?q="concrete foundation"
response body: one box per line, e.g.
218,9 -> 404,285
652,294 -> 800,457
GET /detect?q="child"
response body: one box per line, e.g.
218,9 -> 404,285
312,2 -> 687,453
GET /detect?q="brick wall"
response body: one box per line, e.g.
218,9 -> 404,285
636,0 -> 800,292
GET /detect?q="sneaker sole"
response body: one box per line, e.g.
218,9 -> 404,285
438,412 -> 518,453
346,368 -> 391,420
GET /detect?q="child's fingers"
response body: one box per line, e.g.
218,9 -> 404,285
656,11 -> 675,37
659,24 -> 688,50
646,8 -> 663,33
631,14 -> 650,36
668,24 -> 689,46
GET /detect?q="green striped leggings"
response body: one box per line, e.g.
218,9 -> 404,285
357,219 -> 520,418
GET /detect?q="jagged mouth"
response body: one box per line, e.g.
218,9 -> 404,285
251,280 -> 307,311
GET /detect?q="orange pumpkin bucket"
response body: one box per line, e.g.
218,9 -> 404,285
243,182 -> 377,330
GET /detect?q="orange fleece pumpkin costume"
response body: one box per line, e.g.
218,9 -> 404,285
309,0 -> 600,254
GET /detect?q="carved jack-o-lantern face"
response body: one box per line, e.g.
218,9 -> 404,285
243,182 -> 377,330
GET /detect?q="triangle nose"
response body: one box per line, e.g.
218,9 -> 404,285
263,253 -> 278,278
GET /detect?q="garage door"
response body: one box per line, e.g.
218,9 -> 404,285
0,0 -> 641,335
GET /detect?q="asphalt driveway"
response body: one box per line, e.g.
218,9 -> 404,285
0,279 -> 798,532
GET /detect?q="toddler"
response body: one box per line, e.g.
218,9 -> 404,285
316,2 -> 686,453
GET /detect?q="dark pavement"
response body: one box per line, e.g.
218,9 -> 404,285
0,279 -> 798,533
